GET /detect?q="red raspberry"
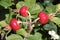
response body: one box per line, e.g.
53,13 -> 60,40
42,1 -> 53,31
19,6 -> 28,17
9,18 -> 20,30
38,12 -> 48,24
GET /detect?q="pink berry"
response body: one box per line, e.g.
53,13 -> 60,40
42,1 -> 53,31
19,6 -> 28,17
38,12 -> 48,24
9,18 -> 20,30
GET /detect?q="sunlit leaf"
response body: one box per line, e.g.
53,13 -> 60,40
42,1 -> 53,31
0,0 -> 14,8
6,34 -> 23,40
16,28 -> 27,36
50,17 -> 60,27
0,20 -> 7,27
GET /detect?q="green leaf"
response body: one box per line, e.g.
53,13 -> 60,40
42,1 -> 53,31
29,4 -> 43,14
50,17 -> 60,27
19,16 -> 27,21
16,29 -> 27,37
5,12 -> 14,23
16,1 -> 26,9
0,20 -> 7,27
29,4 -> 43,18
43,24 -> 51,30
56,4 -> 60,11
26,32 -> 42,40
0,0 -> 14,8
43,23 -> 57,31
44,0 -> 53,3
45,5 -> 57,13
6,34 -> 23,40
56,13 -> 60,18
0,27 -> 1,33
34,22 -> 41,32
59,36 -> 60,40
24,0 -> 36,7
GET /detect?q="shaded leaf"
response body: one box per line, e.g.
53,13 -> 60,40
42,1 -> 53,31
45,5 -> 57,13
26,32 -> 42,40
43,23 -> 57,31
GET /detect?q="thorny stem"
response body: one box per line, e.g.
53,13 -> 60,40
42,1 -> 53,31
17,17 -> 40,24
26,11 -> 32,34
13,9 -> 39,37
26,17 -> 28,29
1,25 -> 11,40
17,14 -> 40,35
27,11 -> 32,26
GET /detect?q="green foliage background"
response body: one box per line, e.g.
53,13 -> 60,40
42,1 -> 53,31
0,0 -> 60,40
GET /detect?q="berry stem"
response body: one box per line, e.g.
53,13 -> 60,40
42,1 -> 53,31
17,21 -> 28,24
32,18 -> 40,24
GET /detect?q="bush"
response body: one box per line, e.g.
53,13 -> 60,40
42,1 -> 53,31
0,0 -> 60,40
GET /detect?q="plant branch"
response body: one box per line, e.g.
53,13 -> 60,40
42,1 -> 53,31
26,11 -> 32,34
49,10 -> 59,19
13,9 -> 19,12
1,31 -> 5,40
27,11 -> 32,25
